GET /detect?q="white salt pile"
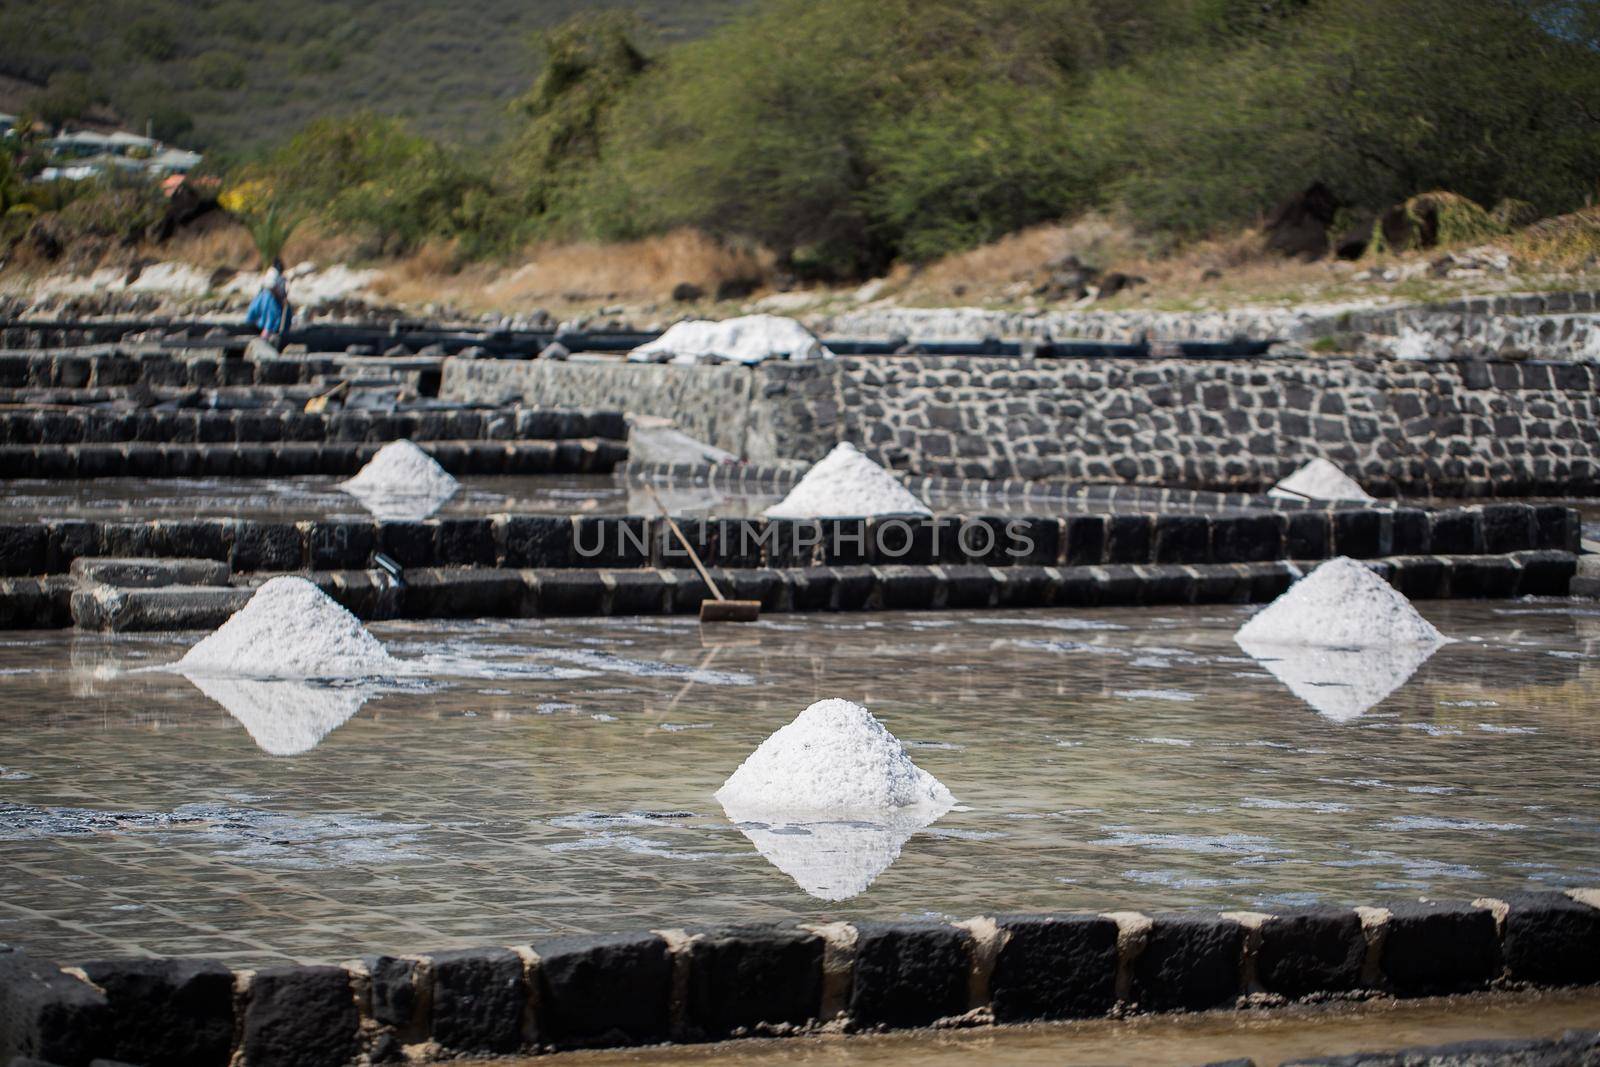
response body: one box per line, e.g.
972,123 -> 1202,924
186,676 -> 371,755
715,698 -> 953,817
175,576 -> 397,678
1269,458 -> 1375,502
341,440 -> 458,499
1235,556 -> 1446,649
628,315 -> 833,365
762,443 -> 931,519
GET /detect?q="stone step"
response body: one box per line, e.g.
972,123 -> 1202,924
71,583 -> 251,632
0,437 -> 627,479
32,549 -> 1580,631
69,557 -> 230,588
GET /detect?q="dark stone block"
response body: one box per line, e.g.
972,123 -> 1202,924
1389,556 -> 1448,600
0,949 -> 108,1066
1063,515 -> 1106,566
401,569 -> 524,618
782,567 -> 835,611
869,515 -> 956,566
1450,556 -> 1521,598
762,519 -> 822,568
1480,504 -> 1533,554
304,520 -> 376,571
874,565 -> 940,610
606,570 -> 668,614
428,947 -> 528,1054
818,519 -> 871,567
242,965 -> 360,1067
1515,550 -> 1577,597
1331,510 -> 1381,559
376,522 -> 437,569
1389,508 -> 1430,555
1380,901 -> 1498,996
1212,514 -> 1284,563
1499,892 -> 1600,987
436,518 -> 497,566
362,956 -> 418,1030
1153,515 -> 1209,564
152,519 -> 229,561
46,520 -> 102,571
830,566 -> 878,611
1532,506 -> 1579,552
80,957 -> 235,1067
687,925 -> 823,1038
994,565 -> 1056,607
1254,908 -> 1365,999
500,516 -> 574,568
1284,511 -> 1331,560
1104,514 -> 1153,564
0,523 -> 48,577
990,913 -> 1118,1022
535,932 -> 672,1048
848,922 -> 970,1029
1429,509 -> 1481,554
231,522 -> 303,573
536,571 -> 607,616
942,564 -> 995,608
1131,915 -> 1244,1012
575,517 -> 649,568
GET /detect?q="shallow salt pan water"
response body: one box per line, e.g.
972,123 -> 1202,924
0,601 -> 1596,965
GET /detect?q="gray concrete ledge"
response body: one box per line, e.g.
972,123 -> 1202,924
2,890 -> 1596,1064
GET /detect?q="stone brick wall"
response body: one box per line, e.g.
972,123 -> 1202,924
443,358 -> 760,457
441,354 -> 1600,495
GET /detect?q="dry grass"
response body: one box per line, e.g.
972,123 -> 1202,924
1505,208 -> 1600,271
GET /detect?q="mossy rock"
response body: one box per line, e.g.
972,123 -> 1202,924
1372,191 -> 1503,254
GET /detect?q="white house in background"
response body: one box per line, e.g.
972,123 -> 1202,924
0,113 -> 17,137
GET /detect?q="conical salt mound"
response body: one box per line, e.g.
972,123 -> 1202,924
176,576 -> 397,678
762,443 -> 930,519
1269,458 -> 1374,502
1236,557 -> 1445,649
341,440 -> 459,499
715,698 -> 954,816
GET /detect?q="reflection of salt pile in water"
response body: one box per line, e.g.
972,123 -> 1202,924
1236,557 -> 1447,721
185,676 -> 371,755
176,576 -> 397,678
762,443 -> 931,519
339,440 -> 459,521
716,699 -> 953,899
1269,458 -> 1375,502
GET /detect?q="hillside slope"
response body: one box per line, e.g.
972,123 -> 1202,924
0,0 -> 749,154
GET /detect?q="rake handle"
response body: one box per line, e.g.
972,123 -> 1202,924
644,485 -> 727,601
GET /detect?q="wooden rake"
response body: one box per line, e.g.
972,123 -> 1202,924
643,485 -> 761,623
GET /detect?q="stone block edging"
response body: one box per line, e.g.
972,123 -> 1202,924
3,890 -> 1597,1064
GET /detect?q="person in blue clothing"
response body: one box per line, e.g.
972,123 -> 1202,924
246,258 -> 292,342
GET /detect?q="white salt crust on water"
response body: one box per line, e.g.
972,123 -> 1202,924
176,576 -> 397,679
715,698 -> 954,817
762,443 -> 931,519
1236,556 -> 1447,649
1268,458 -> 1375,502
340,440 -> 459,498
629,314 -> 833,365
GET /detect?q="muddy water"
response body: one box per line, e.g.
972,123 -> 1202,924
0,600 -> 1596,965
523,989 -> 1600,1066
